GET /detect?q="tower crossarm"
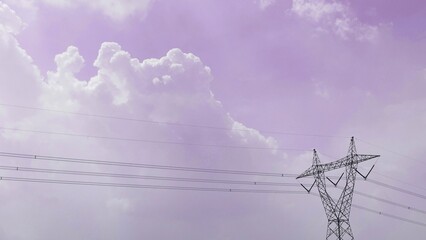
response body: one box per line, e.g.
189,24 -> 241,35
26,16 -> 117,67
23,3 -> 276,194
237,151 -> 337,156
296,154 -> 380,179
297,137 -> 380,240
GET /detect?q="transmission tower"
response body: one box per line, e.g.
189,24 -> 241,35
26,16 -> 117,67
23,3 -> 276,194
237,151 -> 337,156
297,137 -> 380,240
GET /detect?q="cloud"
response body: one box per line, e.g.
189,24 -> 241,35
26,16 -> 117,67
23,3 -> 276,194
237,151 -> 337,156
0,20 -> 288,237
0,2 -> 41,110
4,1 -> 424,238
37,0 -> 153,21
1,0 -> 37,24
291,0 -> 344,22
2,0 -> 154,21
41,41 -> 280,155
291,0 -> 379,41
55,46 -> 85,74
257,0 -> 276,10
0,1 -> 25,34
0,6 -> 285,234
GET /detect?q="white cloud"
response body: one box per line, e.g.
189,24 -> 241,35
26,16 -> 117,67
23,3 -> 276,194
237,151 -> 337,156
257,0 -> 276,10
45,42 -> 279,157
2,0 -> 154,21
1,2 -> 423,238
1,0 -> 37,24
0,1 -> 25,34
55,46 -> 85,74
0,14 -> 289,234
0,2 -> 41,106
291,0 -> 344,22
291,0 -> 379,41
0,39 -> 290,238
38,0 -> 153,21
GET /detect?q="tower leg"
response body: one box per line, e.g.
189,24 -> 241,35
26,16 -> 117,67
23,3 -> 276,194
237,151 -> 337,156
326,220 -> 354,240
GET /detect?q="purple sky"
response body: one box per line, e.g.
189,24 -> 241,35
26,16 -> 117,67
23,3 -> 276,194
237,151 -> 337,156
0,0 -> 426,239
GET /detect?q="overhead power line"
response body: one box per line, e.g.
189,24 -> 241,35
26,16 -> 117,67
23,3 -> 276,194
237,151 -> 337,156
366,178 -> 426,201
352,203 -> 426,228
1,150 -> 425,202
291,150 -> 426,201
0,127 -> 308,152
1,174 -> 424,229
318,155 -> 426,197
0,165 -> 300,187
3,150 -> 426,211
363,168 -> 426,192
298,139 -> 377,239
311,142 -> 426,195
0,151 -> 291,177
356,137 -> 426,167
3,103 -> 426,197
2,164 -> 425,216
0,103 -> 348,138
295,153 -> 426,201
310,193 -> 426,228
358,165 -> 426,195
335,186 -> 426,216
0,175 -> 305,195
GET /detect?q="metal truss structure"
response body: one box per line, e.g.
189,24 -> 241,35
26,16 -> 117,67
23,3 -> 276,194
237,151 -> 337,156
297,137 -> 380,239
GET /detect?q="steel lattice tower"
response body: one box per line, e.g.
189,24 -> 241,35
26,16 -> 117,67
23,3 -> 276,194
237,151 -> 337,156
297,137 -> 380,240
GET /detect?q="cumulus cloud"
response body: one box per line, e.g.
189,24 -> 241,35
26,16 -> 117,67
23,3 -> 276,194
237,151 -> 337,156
2,1 -> 425,238
0,2 -> 40,109
291,0 -> 379,41
0,13 -> 287,236
55,46 -> 84,74
0,1 -> 25,34
42,41 -> 279,155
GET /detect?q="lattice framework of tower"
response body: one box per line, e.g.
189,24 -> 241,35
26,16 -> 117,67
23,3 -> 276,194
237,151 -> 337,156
297,137 -> 380,240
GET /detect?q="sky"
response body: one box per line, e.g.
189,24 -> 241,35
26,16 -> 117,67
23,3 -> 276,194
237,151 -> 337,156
0,0 -> 426,239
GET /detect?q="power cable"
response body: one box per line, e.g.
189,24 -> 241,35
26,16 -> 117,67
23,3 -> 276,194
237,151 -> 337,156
1,163 -> 425,216
0,175 -> 424,228
0,126 -> 308,152
361,166 -> 426,193
310,193 -> 426,228
356,137 -> 426,167
315,151 -> 426,200
0,151 -> 291,177
366,178 -> 426,200
352,203 -> 426,228
335,186 -> 426,215
0,165 -> 300,187
0,103 -> 348,138
0,176 -> 305,194
2,150 -> 425,206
